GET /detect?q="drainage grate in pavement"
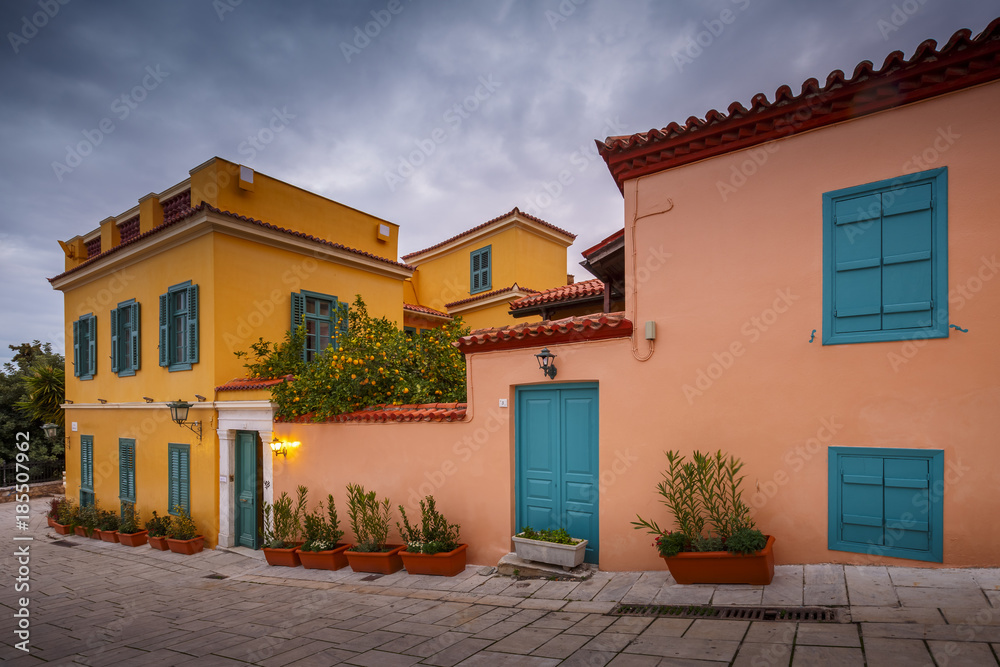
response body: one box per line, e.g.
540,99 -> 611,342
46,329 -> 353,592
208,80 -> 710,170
51,540 -> 77,548
360,574 -> 384,581
204,574 -> 228,580
609,604 -> 839,623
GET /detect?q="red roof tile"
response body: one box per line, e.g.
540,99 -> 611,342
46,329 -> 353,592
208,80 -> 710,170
598,18 -> 1000,191
509,279 -> 605,311
402,207 -> 576,260
455,312 -> 632,353
215,376 -> 291,392
444,284 -> 539,309
49,202 -> 414,282
279,403 -> 468,423
403,303 -> 452,319
582,229 -> 624,258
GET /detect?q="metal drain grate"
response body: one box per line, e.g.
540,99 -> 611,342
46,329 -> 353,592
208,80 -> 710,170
204,574 -> 227,580
361,574 -> 384,581
609,604 -> 839,623
51,540 -> 77,548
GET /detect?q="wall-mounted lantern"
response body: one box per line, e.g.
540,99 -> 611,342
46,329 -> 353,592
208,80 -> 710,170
535,348 -> 558,379
167,399 -> 202,442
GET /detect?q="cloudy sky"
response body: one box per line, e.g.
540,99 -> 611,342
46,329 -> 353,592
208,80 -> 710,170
0,0 -> 995,365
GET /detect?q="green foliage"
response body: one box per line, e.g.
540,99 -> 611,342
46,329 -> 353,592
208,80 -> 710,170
726,527 -> 767,555
0,342 -> 65,463
57,497 -> 77,525
166,506 -> 198,540
119,503 -> 142,534
145,511 -> 172,538
262,486 -> 307,548
346,483 -> 392,552
17,362 -> 64,425
518,526 -> 577,545
633,450 -> 762,556
300,492 -> 345,551
652,531 -> 688,558
47,497 -> 63,519
238,296 -> 469,421
397,496 -> 461,554
78,503 -> 99,533
97,507 -> 119,531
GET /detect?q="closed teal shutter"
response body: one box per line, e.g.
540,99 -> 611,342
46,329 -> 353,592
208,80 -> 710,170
832,194 -> 882,334
110,308 -> 119,374
72,320 -> 80,377
168,444 -> 190,514
838,456 -> 883,546
471,247 -> 491,293
80,436 -> 94,507
881,183 -> 934,330
290,292 -> 305,329
883,457 -> 930,552
471,252 -> 481,291
86,316 -> 97,376
130,302 -> 141,371
119,439 -> 136,504
159,293 -> 169,366
185,284 -> 199,365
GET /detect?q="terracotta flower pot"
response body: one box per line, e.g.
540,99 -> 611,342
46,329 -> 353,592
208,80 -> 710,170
74,526 -> 87,537
167,535 -> 205,555
99,530 -> 120,543
296,544 -> 350,570
118,530 -> 148,547
53,522 -> 72,535
89,529 -> 102,540
400,544 -> 468,577
148,535 -> 170,551
47,516 -> 56,528
263,543 -> 303,567
662,535 -> 776,585
345,545 -> 404,574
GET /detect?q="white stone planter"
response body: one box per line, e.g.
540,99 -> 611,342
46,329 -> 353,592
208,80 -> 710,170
512,534 -> 588,569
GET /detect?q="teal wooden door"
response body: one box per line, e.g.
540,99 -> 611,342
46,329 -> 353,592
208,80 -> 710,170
516,383 -> 599,563
235,431 -> 260,548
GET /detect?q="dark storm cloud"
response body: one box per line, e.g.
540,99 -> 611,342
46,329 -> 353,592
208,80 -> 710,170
0,0 -> 996,363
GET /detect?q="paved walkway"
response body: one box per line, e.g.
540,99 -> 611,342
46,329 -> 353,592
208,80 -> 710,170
2,501 -> 999,665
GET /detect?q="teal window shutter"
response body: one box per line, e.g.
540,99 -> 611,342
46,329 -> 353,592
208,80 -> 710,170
168,443 -> 190,514
118,439 -> 136,504
80,435 -> 94,507
86,315 -> 96,377
470,246 -> 491,294
158,293 -> 169,367
291,292 -> 305,329
881,183 -> 934,330
185,284 -> 199,365
72,320 -> 80,377
110,308 -> 119,374
130,302 -> 141,372
295,291 -> 346,361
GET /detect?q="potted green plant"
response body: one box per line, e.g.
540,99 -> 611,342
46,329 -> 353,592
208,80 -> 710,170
146,511 -> 172,550
76,503 -> 99,538
53,498 -> 75,535
296,492 -> 349,570
344,483 -> 403,574
117,503 -> 147,547
262,486 -> 307,567
96,507 -> 120,543
166,506 -> 204,554
512,527 -> 588,570
46,497 -> 62,528
397,496 -> 467,576
632,449 -> 774,585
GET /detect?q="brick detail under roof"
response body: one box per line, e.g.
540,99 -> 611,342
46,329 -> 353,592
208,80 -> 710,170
215,376 -> 292,392
161,189 -> 191,224
118,216 -> 140,244
598,18 -> 1000,191
510,279 -> 606,311
279,403 -> 468,423
403,303 -> 452,319
85,237 -> 101,258
455,312 -> 632,353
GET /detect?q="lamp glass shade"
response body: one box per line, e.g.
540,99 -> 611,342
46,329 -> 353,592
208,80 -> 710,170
42,423 -> 59,439
167,400 -> 192,424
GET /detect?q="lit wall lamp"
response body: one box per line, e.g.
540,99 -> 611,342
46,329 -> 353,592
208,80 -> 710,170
269,439 -> 299,458
535,348 -> 558,379
166,400 -> 203,442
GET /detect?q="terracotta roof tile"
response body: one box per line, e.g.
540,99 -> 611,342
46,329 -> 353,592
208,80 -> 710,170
280,403 -> 468,423
215,376 -> 291,392
509,279 -> 605,311
598,18 -> 1000,190
403,303 -> 452,319
581,229 -> 624,258
444,284 -> 539,309
49,202 -> 413,282
402,207 -> 576,260
455,311 -> 632,353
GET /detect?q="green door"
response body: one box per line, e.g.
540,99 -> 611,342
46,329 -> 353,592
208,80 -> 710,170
235,431 -> 260,548
516,383 -> 600,563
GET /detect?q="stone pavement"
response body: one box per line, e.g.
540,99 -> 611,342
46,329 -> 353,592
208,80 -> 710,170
2,501 -> 999,665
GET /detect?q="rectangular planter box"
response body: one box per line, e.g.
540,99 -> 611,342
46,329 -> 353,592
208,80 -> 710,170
263,543 -> 303,567
400,544 -> 468,576
118,530 -> 148,547
99,529 -> 120,543
663,535 -> 776,585
345,545 -> 404,574
52,522 -> 72,535
148,535 -> 170,551
167,536 -> 205,555
296,544 -> 350,571
512,535 -> 587,569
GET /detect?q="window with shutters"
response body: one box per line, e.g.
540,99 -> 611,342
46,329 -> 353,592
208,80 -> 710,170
290,290 -> 348,362
822,168 -> 948,345
119,439 -> 136,510
828,447 -> 943,563
470,246 -> 491,294
111,299 -> 140,376
159,281 -> 199,371
80,435 -> 94,507
168,443 -> 190,515
72,313 -> 97,379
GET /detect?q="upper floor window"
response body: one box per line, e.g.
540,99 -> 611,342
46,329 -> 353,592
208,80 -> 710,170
159,281 -> 199,371
471,245 -> 491,294
111,299 -> 140,376
291,291 -> 348,362
822,168 -> 948,345
73,313 -> 97,379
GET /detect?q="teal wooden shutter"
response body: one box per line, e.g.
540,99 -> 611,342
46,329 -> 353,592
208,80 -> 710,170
290,292 -> 305,329
881,183 -> 934,330
130,302 -> 141,371
480,247 -> 490,290
168,444 -> 190,514
185,284 -> 199,364
838,455 -> 884,546
158,293 -> 169,367
471,247 -> 491,293
883,457 -> 931,552
119,439 -> 136,504
72,320 -> 80,377
86,316 -> 96,376
110,308 -> 119,374
471,251 -> 481,291
832,194 -> 882,334
80,435 -> 94,506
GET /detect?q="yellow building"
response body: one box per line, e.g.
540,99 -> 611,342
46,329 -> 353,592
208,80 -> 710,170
50,158 -> 577,548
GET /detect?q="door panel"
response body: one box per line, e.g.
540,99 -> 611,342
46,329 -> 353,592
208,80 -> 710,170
235,431 -> 259,548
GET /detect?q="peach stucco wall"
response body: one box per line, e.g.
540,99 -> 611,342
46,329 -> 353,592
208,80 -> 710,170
275,81 -> 1000,570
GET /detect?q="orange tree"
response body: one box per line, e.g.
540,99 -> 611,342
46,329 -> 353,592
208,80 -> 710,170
237,296 -> 469,421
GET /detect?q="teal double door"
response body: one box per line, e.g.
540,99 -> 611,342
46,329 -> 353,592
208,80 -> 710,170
235,431 -> 262,549
516,383 -> 600,563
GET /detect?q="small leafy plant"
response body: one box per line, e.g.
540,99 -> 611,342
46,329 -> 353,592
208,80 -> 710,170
47,497 -> 63,519
146,511 -> 172,538
517,526 -> 578,545
119,503 -> 143,534
300,493 -> 345,552
79,503 -> 99,535
57,497 -> 78,526
346,483 -> 393,552
726,526 -> 768,555
166,506 -> 198,541
262,485 -> 307,549
97,507 -> 119,532
397,496 -> 461,554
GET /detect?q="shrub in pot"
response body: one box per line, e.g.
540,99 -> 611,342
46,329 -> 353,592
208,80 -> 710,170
296,492 -> 349,570
262,486 -> 307,567
166,506 -> 204,554
53,498 -> 74,535
512,526 -> 588,570
117,503 -> 147,547
78,503 -> 100,538
47,497 -> 63,528
632,449 -> 774,584
397,496 -> 466,576
344,483 -> 402,574
146,510 -> 172,551
97,508 -> 120,542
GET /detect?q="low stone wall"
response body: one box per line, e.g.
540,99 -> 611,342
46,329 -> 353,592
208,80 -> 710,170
0,480 -> 65,502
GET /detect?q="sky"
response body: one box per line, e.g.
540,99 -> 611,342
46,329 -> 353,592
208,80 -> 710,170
0,0 -> 996,366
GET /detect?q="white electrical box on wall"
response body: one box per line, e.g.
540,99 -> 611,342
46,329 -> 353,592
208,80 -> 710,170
645,321 -> 657,340
499,398 -> 508,408
71,422 -> 78,432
